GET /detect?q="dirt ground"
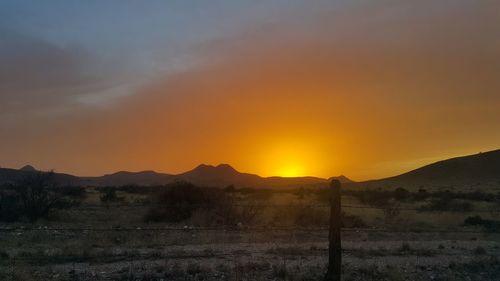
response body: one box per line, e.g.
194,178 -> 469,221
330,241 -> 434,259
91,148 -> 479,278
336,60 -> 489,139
1,227 -> 499,281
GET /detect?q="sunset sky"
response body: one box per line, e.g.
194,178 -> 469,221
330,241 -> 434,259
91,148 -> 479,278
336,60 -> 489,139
1,1 -> 499,180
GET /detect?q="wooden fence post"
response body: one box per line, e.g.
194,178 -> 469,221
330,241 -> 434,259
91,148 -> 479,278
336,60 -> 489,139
325,179 -> 341,281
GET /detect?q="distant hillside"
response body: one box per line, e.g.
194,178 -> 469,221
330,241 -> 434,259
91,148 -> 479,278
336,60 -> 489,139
0,167 -> 28,184
19,165 -> 37,172
0,164 -> 330,188
80,171 -> 174,186
0,166 -> 79,186
360,149 -> 500,191
80,164 -> 331,188
177,164 -> 262,187
328,175 -> 354,184
3,149 -> 498,190
177,164 -> 330,188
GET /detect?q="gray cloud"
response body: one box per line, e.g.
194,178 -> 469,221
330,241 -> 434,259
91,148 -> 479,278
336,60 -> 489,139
0,26 -> 133,125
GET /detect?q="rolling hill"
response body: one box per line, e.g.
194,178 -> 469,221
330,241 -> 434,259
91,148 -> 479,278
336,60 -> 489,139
80,170 -> 174,187
0,166 -> 79,186
359,149 -> 500,191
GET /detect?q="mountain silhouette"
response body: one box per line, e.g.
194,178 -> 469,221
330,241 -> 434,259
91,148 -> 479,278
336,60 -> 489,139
328,175 -> 353,184
19,165 -> 37,172
0,166 -> 78,185
1,149 -> 499,190
81,170 -> 173,186
360,149 -> 500,190
177,164 -> 330,188
177,164 -> 262,187
0,163 -> 329,188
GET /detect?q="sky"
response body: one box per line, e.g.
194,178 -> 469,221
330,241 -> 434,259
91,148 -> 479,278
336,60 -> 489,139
0,0 -> 499,180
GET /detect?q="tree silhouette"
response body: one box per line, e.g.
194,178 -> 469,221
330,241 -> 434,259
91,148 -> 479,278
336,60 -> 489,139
10,171 -> 70,222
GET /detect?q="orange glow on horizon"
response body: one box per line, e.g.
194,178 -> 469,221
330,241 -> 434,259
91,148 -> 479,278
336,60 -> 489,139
253,139 -> 327,178
2,2 -> 499,181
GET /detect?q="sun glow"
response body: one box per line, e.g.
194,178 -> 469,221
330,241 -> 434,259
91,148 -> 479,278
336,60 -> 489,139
257,139 -> 324,177
276,164 -> 305,177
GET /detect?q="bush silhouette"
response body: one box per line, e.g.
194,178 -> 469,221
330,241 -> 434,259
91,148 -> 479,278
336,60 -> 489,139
0,171 -> 77,222
144,181 -> 261,225
99,187 -> 124,205
145,181 -> 209,222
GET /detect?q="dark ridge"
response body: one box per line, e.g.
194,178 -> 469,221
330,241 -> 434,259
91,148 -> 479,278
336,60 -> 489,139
19,165 -> 36,172
359,149 -> 500,191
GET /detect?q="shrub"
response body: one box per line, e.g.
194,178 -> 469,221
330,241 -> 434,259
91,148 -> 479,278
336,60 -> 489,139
144,181 -> 257,225
393,187 -> 410,201
418,198 -> 472,212
1,171 -> 78,222
294,206 -> 329,226
117,184 -> 155,194
59,185 -> 86,198
99,187 -> 124,204
0,191 -> 21,222
356,189 -> 391,207
464,215 -> 485,226
382,201 -> 401,221
144,181 -> 210,222
414,189 -> 430,201
211,196 -> 260,226
463,216 -> 500,232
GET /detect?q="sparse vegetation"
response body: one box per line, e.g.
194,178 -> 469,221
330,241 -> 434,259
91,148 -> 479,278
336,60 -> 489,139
144,181 -> 212,222
99,187 -> 124,205
1,180 -> 499,280
342,188 -> 499,205
418,198 -> 473,212
463,216 -> 500,232
0,171 -> 79,222
143,181 -> 260,226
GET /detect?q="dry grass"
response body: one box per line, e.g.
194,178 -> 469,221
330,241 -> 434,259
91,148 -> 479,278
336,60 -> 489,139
1,187 -> 500,280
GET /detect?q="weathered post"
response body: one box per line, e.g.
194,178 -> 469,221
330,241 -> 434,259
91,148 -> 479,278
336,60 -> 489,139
325,179 -> 341,281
